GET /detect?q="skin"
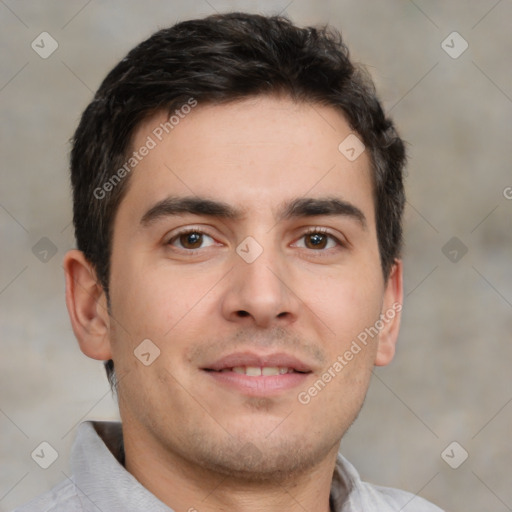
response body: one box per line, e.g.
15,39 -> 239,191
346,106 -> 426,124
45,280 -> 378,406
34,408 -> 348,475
64,94 -> 403,512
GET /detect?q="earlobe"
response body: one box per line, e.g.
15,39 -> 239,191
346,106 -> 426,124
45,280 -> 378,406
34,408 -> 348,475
374,259 -> 403,367
63,249 -> 112,361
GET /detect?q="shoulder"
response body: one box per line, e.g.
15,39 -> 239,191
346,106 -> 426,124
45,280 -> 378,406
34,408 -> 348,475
334,455 -> 444,511
361,480 -> 445,511
11,478 -> 84,512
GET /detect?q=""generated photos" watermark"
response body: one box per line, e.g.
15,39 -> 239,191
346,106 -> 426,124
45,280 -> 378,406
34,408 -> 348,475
93,97 -> 198,200
298,302 -> 402,405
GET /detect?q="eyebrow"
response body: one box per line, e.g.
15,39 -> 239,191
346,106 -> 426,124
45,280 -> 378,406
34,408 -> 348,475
140,195 -> 367,229
279,197 -> 367,229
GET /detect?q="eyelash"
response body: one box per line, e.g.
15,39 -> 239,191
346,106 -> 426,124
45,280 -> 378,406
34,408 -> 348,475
166,226 -> 345,252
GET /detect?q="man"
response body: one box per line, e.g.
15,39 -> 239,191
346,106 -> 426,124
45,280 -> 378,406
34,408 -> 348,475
14,12 -> 443,512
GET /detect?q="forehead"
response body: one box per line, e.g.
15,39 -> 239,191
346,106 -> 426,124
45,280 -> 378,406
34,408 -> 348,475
119,95 -> 374,223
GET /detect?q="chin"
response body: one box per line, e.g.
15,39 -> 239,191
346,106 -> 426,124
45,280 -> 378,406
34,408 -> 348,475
185,430 -> 338,484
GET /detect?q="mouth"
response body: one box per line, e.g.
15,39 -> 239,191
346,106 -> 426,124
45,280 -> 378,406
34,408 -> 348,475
205,366 -> 307,376
201,352 -> 313,396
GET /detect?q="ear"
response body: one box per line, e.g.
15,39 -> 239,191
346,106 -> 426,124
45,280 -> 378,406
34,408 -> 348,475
63,249 -> 112,360
374,259 -> 403,366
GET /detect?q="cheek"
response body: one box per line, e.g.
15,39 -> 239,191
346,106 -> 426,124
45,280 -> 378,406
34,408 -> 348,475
299,265 -> 383,336
301,276 -> 381,406
108,256 -> 222,353
107,258 -> 166,368
299,271 -> 384,394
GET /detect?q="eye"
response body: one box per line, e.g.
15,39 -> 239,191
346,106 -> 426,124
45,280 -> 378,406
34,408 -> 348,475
168,229 -> 217,250
293,229 -> 342,250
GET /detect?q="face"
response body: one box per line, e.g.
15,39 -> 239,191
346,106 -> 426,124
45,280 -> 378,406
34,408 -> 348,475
102,95 -> 400,481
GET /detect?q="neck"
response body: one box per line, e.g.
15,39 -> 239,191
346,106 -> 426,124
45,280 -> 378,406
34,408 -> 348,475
122,424 -> 338,512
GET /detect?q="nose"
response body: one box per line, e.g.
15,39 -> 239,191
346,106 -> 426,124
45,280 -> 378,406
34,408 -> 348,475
220,246 -> 299,328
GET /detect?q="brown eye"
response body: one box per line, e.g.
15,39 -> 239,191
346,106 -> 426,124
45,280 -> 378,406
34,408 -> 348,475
305,232 -> 329,249
292,228 -> 346,254
168,230 -> 216,250
292,230 -> 341,251
179,232 -> 203,249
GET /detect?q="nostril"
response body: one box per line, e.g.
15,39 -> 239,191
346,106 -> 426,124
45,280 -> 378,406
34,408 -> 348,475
237,310 -> 250,317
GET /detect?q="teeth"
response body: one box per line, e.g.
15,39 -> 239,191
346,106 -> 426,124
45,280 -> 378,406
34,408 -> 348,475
223,367 -> 294,376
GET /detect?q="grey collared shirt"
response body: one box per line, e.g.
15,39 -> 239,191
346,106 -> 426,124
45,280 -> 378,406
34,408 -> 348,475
13,421 -> 443,512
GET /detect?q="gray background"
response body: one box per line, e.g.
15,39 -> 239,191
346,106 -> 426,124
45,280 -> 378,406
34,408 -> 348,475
1,1 -> 511,511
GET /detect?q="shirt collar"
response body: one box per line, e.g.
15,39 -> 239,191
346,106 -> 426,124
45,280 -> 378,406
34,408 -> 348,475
72,421 -> 173,511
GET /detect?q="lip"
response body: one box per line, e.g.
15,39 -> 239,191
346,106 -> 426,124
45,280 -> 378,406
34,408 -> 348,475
203,351 -> 313,373
201,351 -> 314,397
